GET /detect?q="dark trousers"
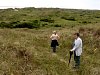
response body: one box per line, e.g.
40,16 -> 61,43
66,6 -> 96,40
51,40 -> 58,53
52,47 -> 56,52
74,51 -> 80,67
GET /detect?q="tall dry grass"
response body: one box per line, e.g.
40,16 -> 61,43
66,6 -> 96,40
0,23 -> 100,75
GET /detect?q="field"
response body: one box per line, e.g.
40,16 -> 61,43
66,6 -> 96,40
0,8 -> 100,75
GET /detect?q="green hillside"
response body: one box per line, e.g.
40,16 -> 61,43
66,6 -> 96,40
0,7 -> 100,75
0,8 -> 100,28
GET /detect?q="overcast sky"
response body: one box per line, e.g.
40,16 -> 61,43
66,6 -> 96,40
0,0 -> 100,10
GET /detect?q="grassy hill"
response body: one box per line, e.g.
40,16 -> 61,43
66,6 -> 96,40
0,7 -> 100,75
0,7 -> 100,28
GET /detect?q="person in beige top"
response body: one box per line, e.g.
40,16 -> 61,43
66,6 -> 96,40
50,31 -> 59,52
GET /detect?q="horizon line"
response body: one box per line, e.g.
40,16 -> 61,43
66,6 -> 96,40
0,6 -> 100,10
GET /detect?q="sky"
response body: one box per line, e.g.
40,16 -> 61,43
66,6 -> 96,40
0,0 -> 100,10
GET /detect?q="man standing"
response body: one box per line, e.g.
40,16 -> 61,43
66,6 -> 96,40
70,33 -> 82,69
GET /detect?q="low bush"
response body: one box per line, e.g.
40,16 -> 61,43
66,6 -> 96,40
54,24 -> 61,27
61,16 -> 76,21
0,20 -> 40,29
0,22 -> 12,28
41,23 -> 48,27
40,18 -> 54,23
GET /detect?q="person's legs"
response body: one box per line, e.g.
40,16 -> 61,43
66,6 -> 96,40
53,47 -> 56,52
74,56 -> 80,69
74,52 -> 80,68
76,56 -> 80,66
74,52 -> 77,67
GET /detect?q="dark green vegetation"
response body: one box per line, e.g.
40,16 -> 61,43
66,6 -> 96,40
0,7 -> 100,75
0,7 -> 100,28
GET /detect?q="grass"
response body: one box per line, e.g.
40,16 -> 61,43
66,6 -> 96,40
0,7 -> 100,75
0,8 -> 100,28
0,23 -> 99,75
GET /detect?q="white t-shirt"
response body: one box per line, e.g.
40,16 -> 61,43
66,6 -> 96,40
50,34 -> 59,40
71,37 -> 82,56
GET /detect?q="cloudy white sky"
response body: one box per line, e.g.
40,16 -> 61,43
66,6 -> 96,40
0,0 -> 100,10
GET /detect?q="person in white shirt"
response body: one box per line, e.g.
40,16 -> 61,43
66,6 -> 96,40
70,33 -> 82,68
50,31 -> 59,52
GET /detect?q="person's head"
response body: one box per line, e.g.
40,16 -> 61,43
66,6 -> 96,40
74,33 -> 80,39
53,30 -> 57,34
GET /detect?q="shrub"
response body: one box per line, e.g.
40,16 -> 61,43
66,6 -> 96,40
95,16 -> 100,18
32,20 -> 40,28
42,23 -> 48,27
0,22 -> 13,28
61,16 -> 67,20
82,21 -> 88,24
0,21 -> 21,28
0,22 -> 7,28
40,18 -> 54,23
21,14 -> 27,16
15,20 -> 40,29
0,20 -> 40,29
15,22 -> 33,28
61,16 -> 76,21
54,24 -> 61,27
9,21 -> 20,28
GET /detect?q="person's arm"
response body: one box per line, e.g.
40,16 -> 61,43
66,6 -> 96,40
50,34 -> 53,39
57,34 -> 60,39
70,40 -> 80,51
